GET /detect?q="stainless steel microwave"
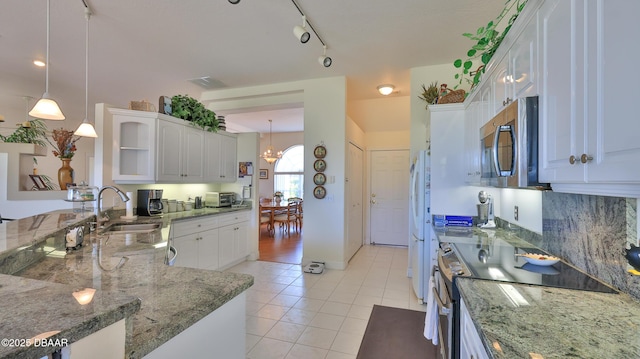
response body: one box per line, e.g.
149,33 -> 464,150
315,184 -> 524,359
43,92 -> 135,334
480,96 -> 549,189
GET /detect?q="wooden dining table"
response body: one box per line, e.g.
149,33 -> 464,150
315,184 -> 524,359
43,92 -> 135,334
260,200 -> 291,236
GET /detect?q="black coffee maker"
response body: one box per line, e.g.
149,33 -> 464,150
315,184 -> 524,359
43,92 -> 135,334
137,189 -> 163,216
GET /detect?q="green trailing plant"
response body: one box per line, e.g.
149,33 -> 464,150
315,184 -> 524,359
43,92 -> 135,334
453,0 -> 528,89
418,82 -> 439,109
171,94 -> 219,132
0,119 -> 48,147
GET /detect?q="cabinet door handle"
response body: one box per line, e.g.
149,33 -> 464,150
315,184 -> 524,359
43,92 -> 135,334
580,154 -> 593,163
569,155 -> 577,165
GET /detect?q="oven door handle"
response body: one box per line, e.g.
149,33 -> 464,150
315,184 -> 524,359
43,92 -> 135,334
432,286 -> 451,315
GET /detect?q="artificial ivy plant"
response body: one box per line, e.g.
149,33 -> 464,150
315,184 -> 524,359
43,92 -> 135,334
171,94 -> 219,132
453,0 -> 528,89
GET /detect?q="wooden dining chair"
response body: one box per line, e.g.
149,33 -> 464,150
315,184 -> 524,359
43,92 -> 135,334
286,197 -> 303,232
259,205 -> 274,235
273,202 -> 298,236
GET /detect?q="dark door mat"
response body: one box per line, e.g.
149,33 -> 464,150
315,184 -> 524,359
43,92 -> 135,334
357,305 -> 438,359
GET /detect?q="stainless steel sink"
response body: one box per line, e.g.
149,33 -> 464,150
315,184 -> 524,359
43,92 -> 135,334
103,223 -> 161,233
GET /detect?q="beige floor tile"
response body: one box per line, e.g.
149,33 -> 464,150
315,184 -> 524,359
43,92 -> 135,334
246,315 -> 278,336
319,301 -> 351,316
247,337 -> 294,359
339,317 -> 368,336
284,344 -> 328,359
265,321 -> 306,342
246,333 -> 261,353
309,312 -> 345,331
269,293 -> 302,308
352,294 -> 382,307
293,297 -> 325,312
346,305 -> 373,320
281,308 -> 317,325
256,304 -> 290,320
246,300 -> 266,316
325,351 -> 357,359
327,291 -> 357,304
330,331 -> 363,355
296,326 -> 338,350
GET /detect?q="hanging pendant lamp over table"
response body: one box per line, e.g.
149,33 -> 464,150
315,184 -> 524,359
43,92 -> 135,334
30,0 -> 65,121
261,119 -> 283,165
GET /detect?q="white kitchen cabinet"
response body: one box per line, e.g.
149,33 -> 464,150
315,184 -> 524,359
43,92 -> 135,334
157,118 -> 205,183
110,108 -> 236,184
459,297 -> 490,359
538,0 -> 640,196
111,110 -> 156,183
171,216 -> 220,270
217,212 -> 249,269
464,100 -> 482,185
204,132 -> 238,183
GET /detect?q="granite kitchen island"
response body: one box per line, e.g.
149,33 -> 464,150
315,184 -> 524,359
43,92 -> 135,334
0,209 -> 253,359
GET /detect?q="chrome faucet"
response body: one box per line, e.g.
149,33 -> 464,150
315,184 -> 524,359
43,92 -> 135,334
96,186 -> 130,225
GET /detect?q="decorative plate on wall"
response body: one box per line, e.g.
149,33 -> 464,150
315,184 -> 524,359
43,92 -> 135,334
313,172 -> 326,185
313,185 -> 326,199
313,159 -> 326,172
313,145 -> 327,159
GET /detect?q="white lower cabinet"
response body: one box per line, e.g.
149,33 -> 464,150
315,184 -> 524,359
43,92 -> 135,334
171,216 -> 220,270
460,297 -> 489,359
218,212 -> 249,270
171,212 -> 249,271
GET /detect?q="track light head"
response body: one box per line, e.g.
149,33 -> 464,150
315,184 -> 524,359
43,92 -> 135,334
318,45 -> 331,67
293,15 -> 310,43
228,0 -> 240,4
319,55 -> 332,67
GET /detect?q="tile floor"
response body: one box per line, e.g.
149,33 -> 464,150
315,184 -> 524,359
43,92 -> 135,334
226,245 -> 426,359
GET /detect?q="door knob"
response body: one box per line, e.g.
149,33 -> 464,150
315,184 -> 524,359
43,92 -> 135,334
569,155 -> 577,165
580,154 -> 593,163
371,199 -> 377,204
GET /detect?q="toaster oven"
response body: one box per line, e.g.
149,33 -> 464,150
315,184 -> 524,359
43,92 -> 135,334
205,192 -> 235,208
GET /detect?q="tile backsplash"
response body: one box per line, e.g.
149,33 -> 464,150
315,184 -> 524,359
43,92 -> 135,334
538,192 -> 639,299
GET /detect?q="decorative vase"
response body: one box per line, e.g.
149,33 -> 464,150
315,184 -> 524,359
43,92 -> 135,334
58,158 -> 74,190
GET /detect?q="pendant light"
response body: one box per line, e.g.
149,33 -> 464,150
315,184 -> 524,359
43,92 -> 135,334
260,119 -> 283,165
74,6 -> 97,138
29,0 -> 65,121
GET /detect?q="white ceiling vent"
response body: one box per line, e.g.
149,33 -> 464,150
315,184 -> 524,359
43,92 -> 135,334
188,76 -> 227,90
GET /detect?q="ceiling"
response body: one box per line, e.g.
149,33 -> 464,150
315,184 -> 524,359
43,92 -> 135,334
0,0 -> 505,134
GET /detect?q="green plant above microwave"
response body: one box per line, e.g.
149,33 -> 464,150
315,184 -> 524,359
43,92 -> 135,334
453,0 -> 528,89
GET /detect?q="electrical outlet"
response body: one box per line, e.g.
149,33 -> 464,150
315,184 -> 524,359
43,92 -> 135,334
514,205 -> 519,221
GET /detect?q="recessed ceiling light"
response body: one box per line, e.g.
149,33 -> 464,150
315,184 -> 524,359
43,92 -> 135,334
33,60 -> 46,67
377,84 -> 395,96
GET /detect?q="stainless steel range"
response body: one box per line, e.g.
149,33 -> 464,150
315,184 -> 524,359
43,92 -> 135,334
433,230 -> 617,359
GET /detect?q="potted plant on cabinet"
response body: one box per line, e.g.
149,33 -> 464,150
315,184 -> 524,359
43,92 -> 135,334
170,94 -> 219,132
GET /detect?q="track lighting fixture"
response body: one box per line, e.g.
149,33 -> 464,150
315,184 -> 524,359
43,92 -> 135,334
30,0 -> 65,120
293,16 -> 310,44
318,45 -> 332,67
228,0 -> 240,4
377,84 -> 395,96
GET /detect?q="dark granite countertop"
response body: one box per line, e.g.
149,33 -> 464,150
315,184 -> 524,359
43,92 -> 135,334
456,278 -> 640,358
0,207 -> 254,359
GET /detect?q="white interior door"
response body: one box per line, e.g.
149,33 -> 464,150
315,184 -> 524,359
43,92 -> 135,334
346,143 -> 364,261
369,150 -> 410,246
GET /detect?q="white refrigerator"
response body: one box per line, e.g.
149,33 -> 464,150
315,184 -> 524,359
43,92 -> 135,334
408,150 -> 434,303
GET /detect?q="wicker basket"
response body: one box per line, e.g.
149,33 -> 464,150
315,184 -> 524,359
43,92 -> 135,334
128,100 -> 155,112
437,84 -> 466,104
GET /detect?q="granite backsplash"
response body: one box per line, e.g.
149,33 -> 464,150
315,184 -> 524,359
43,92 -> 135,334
535,192 -> 639,300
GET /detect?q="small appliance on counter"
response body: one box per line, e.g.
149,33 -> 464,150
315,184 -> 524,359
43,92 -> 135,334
477,190 -> 496,228
137,189 -> 163,216
205,192 -> 235,208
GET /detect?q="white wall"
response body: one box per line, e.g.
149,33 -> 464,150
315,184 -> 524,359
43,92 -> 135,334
202,77 -> 349,269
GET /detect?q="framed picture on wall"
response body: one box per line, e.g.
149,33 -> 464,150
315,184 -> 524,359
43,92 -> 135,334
29,175 -> 48,190
259,169 -> 268,179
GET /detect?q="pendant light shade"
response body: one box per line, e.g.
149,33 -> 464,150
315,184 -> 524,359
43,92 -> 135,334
30,0 -> 65,121
261,119 -> 283,165
74,6 -> 97,138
